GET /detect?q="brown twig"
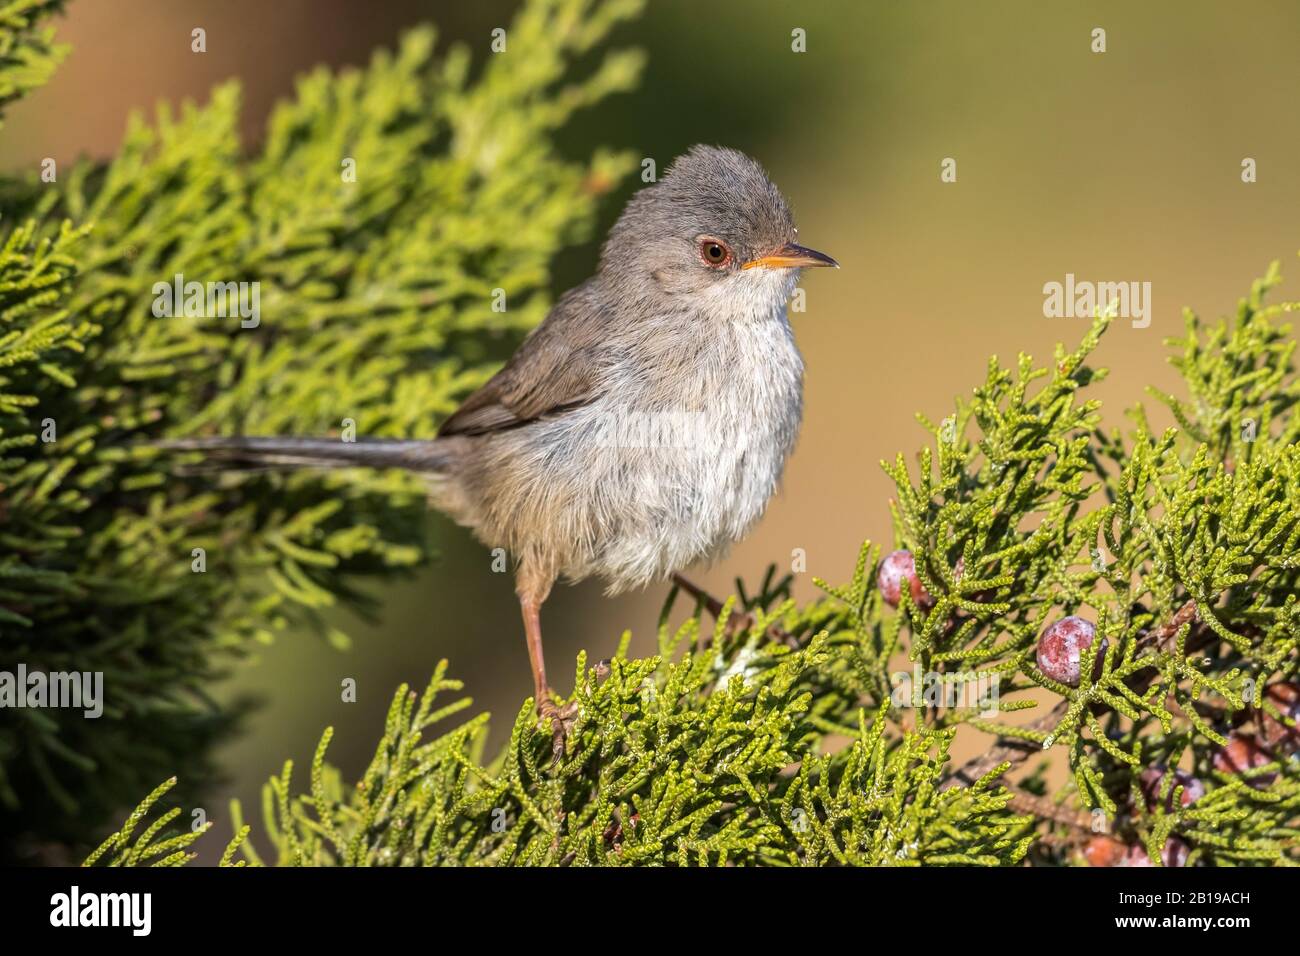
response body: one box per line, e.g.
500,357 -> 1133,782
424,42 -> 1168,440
1150,598 -> 1201,653
941,700 -> 1071,790
1005,787 -> 1095,833
670,573 -> 799,649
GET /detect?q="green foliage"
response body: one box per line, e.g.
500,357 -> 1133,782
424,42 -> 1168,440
0,0 -> 66,131
0,0 -> 643,857
866,265 -> 1300,864
93,624 -> 1031,868
82,777 -> 214,868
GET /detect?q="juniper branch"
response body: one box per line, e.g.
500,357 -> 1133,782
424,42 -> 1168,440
942,599 -> 1203,789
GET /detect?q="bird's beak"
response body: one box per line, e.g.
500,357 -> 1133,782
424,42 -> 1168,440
741,241 -> 839,271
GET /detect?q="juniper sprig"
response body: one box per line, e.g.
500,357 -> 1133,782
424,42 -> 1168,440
0,0 -> 643,856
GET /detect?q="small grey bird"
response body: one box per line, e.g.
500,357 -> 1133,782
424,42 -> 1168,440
166,145 -> 836,754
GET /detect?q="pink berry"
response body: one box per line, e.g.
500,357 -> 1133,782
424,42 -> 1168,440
1122,837 -> 1189,868
1164,838 -> 1192,868
1139,768 -> 1205,810
1036,616 -> 1097,685
877,549 -> 932,608
1082,835 -> 1126,867
1259,682 -> 1300,752
1212,733 -> 1277,787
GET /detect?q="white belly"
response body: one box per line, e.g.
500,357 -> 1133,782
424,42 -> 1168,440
570,314 -> 804,591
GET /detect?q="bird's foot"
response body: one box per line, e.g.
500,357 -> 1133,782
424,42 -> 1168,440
537,693 -> 579,765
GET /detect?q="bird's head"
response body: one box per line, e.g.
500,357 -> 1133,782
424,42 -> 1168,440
599,145 -> 837,315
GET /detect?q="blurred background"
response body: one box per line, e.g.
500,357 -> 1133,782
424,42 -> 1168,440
4,0 -> 1299,860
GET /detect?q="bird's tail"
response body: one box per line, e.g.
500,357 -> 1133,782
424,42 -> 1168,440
153,436 -> 453,473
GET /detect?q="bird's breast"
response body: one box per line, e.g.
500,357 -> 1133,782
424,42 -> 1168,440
578,311 -> 805,589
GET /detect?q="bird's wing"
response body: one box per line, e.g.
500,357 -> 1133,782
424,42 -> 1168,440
438,288 -> 607,437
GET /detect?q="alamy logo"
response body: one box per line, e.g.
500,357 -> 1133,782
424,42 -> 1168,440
591,405 -> 707,449
889,665 -> 1000,717
152,272 -> 260,328
1043,273 -> 1151,328
0,664 -> 103,718
50,886 -> 151,936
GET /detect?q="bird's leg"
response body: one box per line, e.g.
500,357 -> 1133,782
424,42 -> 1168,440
672,571 -> 758,645
670,572 -> 728,620
517,574 -> 576,763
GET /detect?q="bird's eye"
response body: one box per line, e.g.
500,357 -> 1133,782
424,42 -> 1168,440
698,237 -> 732,267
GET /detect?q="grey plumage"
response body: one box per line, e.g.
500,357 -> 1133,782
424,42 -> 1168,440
162,145 -> 836,751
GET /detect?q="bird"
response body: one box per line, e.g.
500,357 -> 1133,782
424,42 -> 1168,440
161,145 -> 837,757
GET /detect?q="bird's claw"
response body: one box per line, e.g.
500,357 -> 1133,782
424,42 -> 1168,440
537,695 -> 578,765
